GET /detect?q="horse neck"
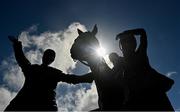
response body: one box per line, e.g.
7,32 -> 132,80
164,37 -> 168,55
86,58 -> 103,72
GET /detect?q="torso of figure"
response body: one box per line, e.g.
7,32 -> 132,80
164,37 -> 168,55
124,51 -> 149,77
14,64 -> 60,106
122,51 -> 151,99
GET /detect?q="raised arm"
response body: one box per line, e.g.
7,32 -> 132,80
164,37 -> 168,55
117,28 -> 147,54
135,29 -> 147,53
8,36 -> 31,69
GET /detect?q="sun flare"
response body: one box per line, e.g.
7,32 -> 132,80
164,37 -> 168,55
96,47 -> 106,57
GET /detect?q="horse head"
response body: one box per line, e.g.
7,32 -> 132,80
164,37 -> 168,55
70,25 -> 101,66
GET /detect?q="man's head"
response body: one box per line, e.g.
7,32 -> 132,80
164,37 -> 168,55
42,49 -> 56,66
119,34 -> 137,57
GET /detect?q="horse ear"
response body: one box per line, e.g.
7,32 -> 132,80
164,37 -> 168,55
77,29 -> 83,35
92,24 -> 98,35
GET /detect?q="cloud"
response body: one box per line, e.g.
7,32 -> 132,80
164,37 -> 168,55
0,87 -> 16,110
75,82 -> 98,111
56,82 -> 98,111
176,108 -> 180,112
18,22 -> 87,72
166,71 -> 177,78
0,22 -> 99,111
1,57 -> 24,92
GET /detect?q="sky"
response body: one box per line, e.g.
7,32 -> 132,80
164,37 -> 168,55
0,0 -> 179,111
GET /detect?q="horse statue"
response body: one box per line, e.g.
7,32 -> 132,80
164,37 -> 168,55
70,25 -> 125,110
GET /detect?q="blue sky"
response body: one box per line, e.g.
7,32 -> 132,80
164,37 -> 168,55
0,0 -> 179,110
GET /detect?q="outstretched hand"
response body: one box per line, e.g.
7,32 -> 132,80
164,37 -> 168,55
8,36 -> 19,43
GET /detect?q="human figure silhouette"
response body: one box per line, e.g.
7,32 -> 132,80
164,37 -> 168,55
5,36 -> 93,111
70,25 -> 125,110
109,53 -> 124,75
116,28 -> 174,111
109,52 -> 131,106
108,52 -> 134,109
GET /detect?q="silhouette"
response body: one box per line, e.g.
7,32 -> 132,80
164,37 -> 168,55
5,36 -> 93,111
109,53 -> 124,75
70,25 -> 125,110
116,28 -> 174,111
109,52 -> 130,106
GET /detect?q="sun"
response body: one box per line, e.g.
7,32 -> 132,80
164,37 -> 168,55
96,47 -> 106,57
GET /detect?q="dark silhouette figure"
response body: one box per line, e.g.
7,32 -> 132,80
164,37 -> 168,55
109,53 -> 124,75
5,36 -> 93,111
109,52 -> 129,106
70,25 -> 125,110
116,28 -> 174,111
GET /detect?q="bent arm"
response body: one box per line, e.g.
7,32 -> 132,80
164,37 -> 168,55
136,29 -> 147,53
122,28 -> 147,54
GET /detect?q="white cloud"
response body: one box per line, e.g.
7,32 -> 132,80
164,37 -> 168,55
166,71 -> 177,78
19,22 -> 87,72
176,108 -> 180,112
56,82 -> 98,111
1,57 -> 24,91
0,22 -> 99,111
76,82 -> 98,111
0,87 -> 16,111
3,66 -> 24,91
